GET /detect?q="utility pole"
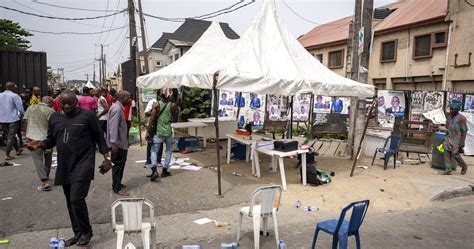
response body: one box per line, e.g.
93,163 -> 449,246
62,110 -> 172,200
85,73 -> 89,81
137,0 -> 149,74
95,44 -> 108,87
128,0 -> 143,146
93,64 -> 96,83
103,51 -> 107,87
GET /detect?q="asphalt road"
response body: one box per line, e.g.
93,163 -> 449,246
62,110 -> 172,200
0,145 -> 265,237
175,196 -> 474,249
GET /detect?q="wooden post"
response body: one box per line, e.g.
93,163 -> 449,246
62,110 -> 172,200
350,100 -> 376,177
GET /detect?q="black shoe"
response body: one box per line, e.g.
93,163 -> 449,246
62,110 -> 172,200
77,232 -> 93,246
161,168 -> 171,178
150,171 -> 160,182
64,234 -> 80,247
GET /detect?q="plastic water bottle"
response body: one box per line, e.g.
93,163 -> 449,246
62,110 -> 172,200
182,245 -> 202,249
279,240 -> 288,249
295,200 -> 301,208
49,237 -> 58,249
58,237 -> 65,249
221,242 -> 239,248
232,171 -> 243,176
304,205 -> 313,211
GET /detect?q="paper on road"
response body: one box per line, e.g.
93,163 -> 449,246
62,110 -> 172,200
193,218 -> 214,225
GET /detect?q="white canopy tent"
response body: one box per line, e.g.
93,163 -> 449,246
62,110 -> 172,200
137,1 -> 374,97
137,1 -> 375,195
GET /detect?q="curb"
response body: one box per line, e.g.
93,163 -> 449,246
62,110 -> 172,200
431,185 -> 474,201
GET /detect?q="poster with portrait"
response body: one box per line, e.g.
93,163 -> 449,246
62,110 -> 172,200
377,90 -> 406,126
313,95 -> 332,113
331,97 -> 350,114
267,95 -> 289,121
218,90 -> 236,118
446,92 -> 464,112
293,93 -> 311,121
464,95 -> 474,112
236,92 -> 266,128
423,91 -> 444,112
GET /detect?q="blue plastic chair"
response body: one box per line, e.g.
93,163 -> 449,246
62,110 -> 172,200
311,200 -> 370,249
371,135 -> 401,170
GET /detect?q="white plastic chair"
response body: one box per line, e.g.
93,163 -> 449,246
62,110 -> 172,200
237,185 -> 282,249
111,198 -> 157,249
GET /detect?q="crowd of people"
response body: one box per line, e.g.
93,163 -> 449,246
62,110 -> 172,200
0,81 -> 181,246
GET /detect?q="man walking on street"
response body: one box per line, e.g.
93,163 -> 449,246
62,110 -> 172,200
96,88 -> 109,137
77,86 -> 97,112
147,89 -> 178,180
30,86 -> 41,106
24,96 -> 55,191
0,82 -> 24,160
27,90 -> 110,247
107,91 -> 131,196
443,100 -> 469,175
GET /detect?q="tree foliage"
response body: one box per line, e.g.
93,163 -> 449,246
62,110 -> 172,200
180,87 -> 212,121
0,19 -> 32,51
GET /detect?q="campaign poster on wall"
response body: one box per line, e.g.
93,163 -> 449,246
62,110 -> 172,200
313,95 -> 332,113
267,95 -> 289,121
218,90 -> 236,118
446,92 -> 464,112
377,90 -> 406,126
423,91 -> 444,112
465,95 -> 474,112
331,97 -> 350,114
235,92 -> 266,129
293,93 -> 311,121
410,91 -> 425,121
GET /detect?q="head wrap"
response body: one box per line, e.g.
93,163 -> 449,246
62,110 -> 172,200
450,99 -> 462,110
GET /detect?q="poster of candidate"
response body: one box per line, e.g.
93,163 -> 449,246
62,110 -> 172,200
267,95 -> 289,121
331,97 -> 350,114
377,90 -> 406,126
218,90 -> 236,118
293,93 -> 311,121
446,92 -> 464,112
465,95 -> 474,112
236,92 -> 266,128
313,95 -> 332,113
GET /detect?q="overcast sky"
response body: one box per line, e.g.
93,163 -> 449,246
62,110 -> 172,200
1,0 -> 395,81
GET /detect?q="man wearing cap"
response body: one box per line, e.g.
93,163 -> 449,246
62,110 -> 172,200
443,99 -> 468,175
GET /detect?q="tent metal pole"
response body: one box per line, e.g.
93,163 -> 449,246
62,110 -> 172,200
235,92 -> 243,127
212,74 -> 223,197
289,96 -> 294,139
309,93 -> 315,139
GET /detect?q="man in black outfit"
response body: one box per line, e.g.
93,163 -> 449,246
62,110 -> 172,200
27,90 -> 110,247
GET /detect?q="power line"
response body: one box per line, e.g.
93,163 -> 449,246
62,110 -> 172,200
200,1 -> 255,20
0,5 -> 127,20
32,0 -> 116,12
142,0 -> 255,22
281,0 -> 323,25
103,0 -> 123,42
97,0 -> 112,44
26,25 -> 128,35
11,0 -> 114,28
64,61 -> 96,73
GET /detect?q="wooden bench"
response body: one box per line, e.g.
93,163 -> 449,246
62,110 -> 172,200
398,120 -> 434,161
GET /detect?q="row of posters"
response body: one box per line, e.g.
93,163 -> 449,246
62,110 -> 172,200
377,90 -> 406,126
410,91 -> 444,122
218,91 -> 266,129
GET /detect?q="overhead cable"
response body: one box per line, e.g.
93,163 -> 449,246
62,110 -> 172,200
0,5 -> 126,20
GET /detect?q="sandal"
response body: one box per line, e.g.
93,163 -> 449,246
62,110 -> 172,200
16,149 -> 23,156
461,166 -> 468,175
4,156 -> 15,161
37,185 -> 52,192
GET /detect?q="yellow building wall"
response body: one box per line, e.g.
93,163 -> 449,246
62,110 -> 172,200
369,22 -> 449,90
308,43 -> 348,77
446,0 -> 474,91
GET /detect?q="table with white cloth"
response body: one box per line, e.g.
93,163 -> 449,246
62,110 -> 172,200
252,141 -> 309,191
171,122 -> 208,147
226,133 -> 263,164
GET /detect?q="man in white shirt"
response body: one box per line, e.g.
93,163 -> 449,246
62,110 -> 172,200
144,93 -> 162,172
0,82 -> 25,160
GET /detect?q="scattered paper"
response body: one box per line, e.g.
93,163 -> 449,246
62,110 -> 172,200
134,160 -> 147,163
357,166 -> 369,170
169,165 -> 181,170
181,165 -> 201,171
12,163 -> 22,167
194,218 -> 213,225
2,197 -> 13,201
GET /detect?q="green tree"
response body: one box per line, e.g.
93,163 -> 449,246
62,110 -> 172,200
0,19 -> 32,51
180,87 -> 212,121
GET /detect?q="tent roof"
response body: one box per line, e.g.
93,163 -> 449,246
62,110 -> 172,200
137,1 -> 374,97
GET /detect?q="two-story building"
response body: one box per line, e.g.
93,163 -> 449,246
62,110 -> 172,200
298,0 -> 473,92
